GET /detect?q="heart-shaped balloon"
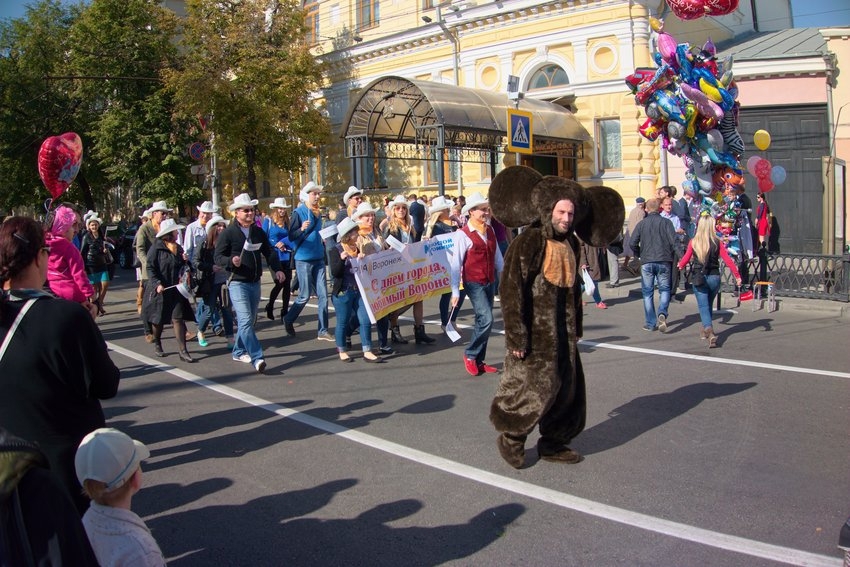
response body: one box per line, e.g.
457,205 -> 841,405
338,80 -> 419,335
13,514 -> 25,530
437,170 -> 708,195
706,0 -> 739,16
38,132 -> 83,199
667,0 -> 708,20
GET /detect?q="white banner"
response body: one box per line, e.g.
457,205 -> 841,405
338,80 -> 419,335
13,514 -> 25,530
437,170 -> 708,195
350,233 -> 457,323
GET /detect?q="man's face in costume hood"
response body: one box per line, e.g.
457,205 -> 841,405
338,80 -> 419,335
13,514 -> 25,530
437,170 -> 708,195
551,199 -> 576,235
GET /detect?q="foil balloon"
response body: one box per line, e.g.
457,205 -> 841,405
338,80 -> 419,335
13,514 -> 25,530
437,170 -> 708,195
38,132 -> 83,200
667,0 -> 707,20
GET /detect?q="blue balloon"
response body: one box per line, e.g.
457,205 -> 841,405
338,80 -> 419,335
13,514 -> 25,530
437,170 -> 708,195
770,165 -> 787,185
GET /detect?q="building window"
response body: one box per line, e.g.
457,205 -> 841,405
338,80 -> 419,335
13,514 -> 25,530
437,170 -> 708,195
305,1 -> 319,44
426,148 -> 459,186
528,64 -> 569,90
364,144 -> 387,189
596,118 -> 621,173
357,0 -> 379,30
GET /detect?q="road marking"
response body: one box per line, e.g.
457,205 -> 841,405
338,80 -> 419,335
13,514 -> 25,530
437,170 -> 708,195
107,342 -> 842,567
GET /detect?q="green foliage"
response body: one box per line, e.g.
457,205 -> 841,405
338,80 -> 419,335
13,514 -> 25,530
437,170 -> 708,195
166,0 -> 331,194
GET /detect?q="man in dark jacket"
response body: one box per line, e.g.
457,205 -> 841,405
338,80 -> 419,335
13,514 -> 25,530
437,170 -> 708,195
628,198 -> 677,332
215,193 -> 285,373
408,194 -> 426,242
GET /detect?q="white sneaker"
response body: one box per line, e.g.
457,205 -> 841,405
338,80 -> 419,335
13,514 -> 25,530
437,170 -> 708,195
232,354 -> 252,364
254,359 -> 266,373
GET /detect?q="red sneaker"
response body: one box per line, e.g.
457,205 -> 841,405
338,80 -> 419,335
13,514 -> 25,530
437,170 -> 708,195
478,362 -> 499,374
463,356 -> 481,376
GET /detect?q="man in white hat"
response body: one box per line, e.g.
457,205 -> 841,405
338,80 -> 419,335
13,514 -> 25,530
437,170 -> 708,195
183,200 -> 222,339
134,201 -> 172,342
283,181 -> 331,341
337,186 -> 363,224
450,191 -> 504,376
215,193 -> 287,373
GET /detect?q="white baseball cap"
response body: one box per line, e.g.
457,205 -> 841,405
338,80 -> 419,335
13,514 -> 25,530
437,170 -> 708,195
75,428 -> 150,491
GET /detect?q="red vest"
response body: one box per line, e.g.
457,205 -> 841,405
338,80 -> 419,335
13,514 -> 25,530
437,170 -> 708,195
461,224 -> 497,284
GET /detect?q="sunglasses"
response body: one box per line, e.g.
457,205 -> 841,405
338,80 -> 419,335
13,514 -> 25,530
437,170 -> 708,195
237,208 -> 254,214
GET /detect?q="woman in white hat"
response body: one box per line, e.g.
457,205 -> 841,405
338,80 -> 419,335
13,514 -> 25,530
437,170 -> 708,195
141,218 -> 196,363
351,201 -> 393,354
423,196 -> 466,330
262,197 -> 294,321
382,195 -> 436,345
80,214 -> 110,316
328,218 -> 382,363
193,215 -> 233,348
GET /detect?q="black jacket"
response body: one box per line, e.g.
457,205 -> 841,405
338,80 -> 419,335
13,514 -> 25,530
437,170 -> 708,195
80,232 -> 108,274
214,221 -> 282,283
628,212 -> 677,263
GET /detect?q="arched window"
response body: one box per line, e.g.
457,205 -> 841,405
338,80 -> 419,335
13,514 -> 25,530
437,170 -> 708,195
528,64 -> 569,90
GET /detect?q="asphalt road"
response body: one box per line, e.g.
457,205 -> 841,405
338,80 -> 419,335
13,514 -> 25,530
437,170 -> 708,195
97,268 -> 850,566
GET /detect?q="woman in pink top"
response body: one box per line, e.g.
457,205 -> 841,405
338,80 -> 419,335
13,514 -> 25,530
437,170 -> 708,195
45,206 -> 98,318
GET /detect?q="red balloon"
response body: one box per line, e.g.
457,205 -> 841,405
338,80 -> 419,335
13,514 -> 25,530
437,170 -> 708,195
667,0 -> 708,20
758,177 -> 775,192
754,158 -> 771,179
38,132 -> 83,200
706,0 -> 739,16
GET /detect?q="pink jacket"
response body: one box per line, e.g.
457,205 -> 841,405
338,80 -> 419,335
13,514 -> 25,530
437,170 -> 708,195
46,234 -> 95,302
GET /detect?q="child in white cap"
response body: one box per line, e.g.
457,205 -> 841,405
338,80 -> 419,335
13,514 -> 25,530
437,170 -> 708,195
75,428 -> 165,567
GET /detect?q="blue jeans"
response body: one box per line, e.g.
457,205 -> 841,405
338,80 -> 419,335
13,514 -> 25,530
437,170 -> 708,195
333,289 -> 372,352
693,274 -> 721,328
464,281 -> 495,363
197,282 -> 233,337
284,259 -> 329,336
228,280 -> 263,362
640,262 -> 672,328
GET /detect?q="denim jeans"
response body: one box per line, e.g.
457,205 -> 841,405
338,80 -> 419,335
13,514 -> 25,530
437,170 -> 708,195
464,281 -> 495,363
228,280 -> 263,362
197,282 -> 233,338
693,274 -> 721,328
439,290 -> 465,326
640,262 -> 672,328
284,259 -> 328,336
332,289 -> 372,352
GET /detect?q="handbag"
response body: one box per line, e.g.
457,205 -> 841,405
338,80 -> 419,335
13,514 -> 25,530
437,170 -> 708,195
689,261 -> 707,286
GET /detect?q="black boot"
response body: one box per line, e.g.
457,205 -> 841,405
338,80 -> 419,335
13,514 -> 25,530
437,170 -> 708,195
414,324 -> 435,344
391,325 -> 408,344
265,303 -> 275,320
153,340 -> 165,358
178,350 -> 196,363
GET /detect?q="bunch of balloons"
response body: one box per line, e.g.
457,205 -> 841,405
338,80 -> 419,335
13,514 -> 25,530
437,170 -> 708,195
666,0 -> 739,21
627,17 -> 749,222
38,132 -> 83,201
746,129 -> 786,193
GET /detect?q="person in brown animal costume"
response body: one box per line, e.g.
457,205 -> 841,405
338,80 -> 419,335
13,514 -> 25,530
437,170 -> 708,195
488,166 -> 624,468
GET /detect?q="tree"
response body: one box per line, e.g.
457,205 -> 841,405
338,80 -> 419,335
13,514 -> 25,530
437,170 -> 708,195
166,0 -> 331,196
67,0 -> 200,213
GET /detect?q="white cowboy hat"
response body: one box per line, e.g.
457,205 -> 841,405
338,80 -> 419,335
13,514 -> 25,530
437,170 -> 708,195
156,218 -> 185,238
302,181 -> 324,194
148,200 -> 172,213
205,215 -> 226,234
196,200 -> 218,214
388,195 -> 409,209
83,210 -> 97,223
269,197 -> 290,209
461,191 -> 489,216
228,193 -> 259,212
139,209 -> 151,220
429,195 -> 454,213
336,217 -> 361,242
86,215 -> 103,226
351,201 -> 379,220
343,186 -> 363,203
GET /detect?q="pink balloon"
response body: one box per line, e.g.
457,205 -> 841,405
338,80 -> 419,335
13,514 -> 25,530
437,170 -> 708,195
758,177 -> 774,192
38,132 -> 83,199
746,156 -> 762,177
706,0 -> 739,16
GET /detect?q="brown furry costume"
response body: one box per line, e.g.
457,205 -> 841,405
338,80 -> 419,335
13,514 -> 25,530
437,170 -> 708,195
488,166 -> 624,468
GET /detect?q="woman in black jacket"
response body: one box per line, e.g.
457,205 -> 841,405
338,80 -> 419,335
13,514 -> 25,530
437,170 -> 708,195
80,214 -> 110,315
142,218 -> 196,362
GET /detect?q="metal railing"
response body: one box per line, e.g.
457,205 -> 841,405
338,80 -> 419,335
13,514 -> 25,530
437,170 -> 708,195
722,249 -> 850,302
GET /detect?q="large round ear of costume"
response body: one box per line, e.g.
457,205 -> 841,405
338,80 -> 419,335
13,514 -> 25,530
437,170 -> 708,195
573,186 -> 625,247
489,166 -> 543,228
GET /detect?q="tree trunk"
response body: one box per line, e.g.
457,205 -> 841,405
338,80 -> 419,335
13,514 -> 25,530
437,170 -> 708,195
76,171 -> 96,212
245,143 -> 257,195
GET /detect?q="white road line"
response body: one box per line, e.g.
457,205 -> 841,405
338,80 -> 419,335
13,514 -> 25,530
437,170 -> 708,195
107,342 -> 843,567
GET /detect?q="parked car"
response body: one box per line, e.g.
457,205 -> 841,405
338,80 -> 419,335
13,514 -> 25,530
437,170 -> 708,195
111,226 -> 137,269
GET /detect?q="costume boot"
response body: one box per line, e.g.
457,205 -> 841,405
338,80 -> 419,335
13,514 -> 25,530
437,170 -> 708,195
497,434 -> 526,469
414,324 -> 436,344
537,438 -> 583,464
390,325 -> 408,344
706,327 -> 718,348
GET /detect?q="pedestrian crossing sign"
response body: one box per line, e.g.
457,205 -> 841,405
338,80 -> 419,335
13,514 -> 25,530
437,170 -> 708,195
507,109 -> 533,154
